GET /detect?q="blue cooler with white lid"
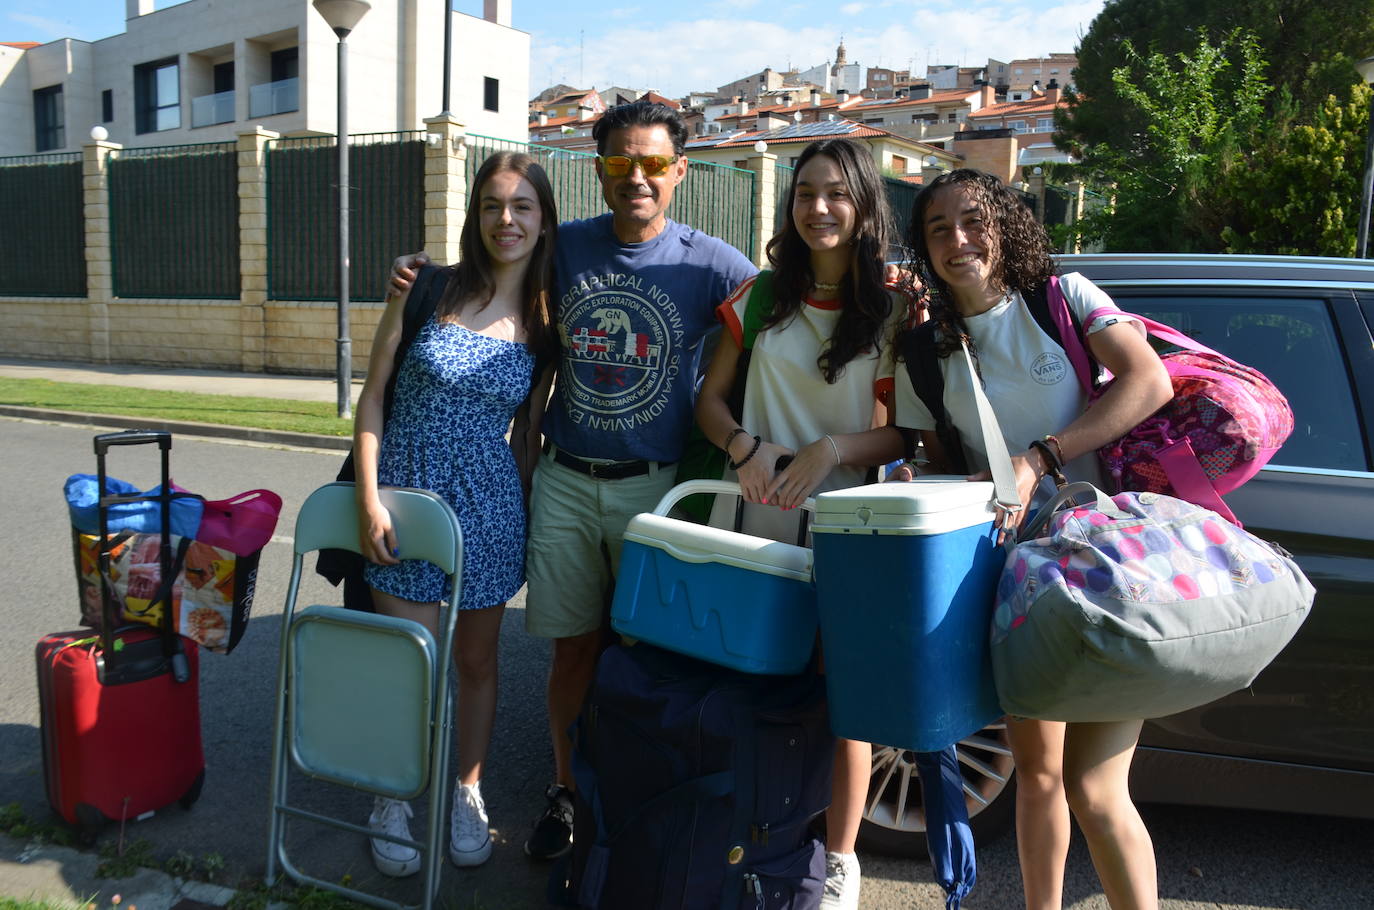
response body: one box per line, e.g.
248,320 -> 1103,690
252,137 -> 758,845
610,480 -> 817,675
811,478 -> 1003,750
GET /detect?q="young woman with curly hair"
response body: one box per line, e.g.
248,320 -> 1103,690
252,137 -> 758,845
895,168 -> 1171,910
695,137 -> 918,909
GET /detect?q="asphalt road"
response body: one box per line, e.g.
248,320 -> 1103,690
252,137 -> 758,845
2,418 -> 1371,909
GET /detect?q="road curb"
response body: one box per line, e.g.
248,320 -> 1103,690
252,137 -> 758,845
0,407 -> 351,451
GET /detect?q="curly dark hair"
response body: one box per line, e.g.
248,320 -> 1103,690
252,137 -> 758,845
764,138 -> 895,383
592,99 -> 688,156
906,168 -> 1055,358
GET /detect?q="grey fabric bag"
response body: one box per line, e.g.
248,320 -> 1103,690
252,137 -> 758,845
990,482 -> 1315,722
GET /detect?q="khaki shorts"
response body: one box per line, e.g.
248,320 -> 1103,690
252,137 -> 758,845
524,448 -> 676,639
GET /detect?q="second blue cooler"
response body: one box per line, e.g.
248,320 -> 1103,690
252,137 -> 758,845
610,480 -> 817,675
812,478 -> 1003,751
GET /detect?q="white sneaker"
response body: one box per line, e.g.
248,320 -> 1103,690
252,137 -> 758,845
368,797 -> 421,878
449,781 -> 492,867
820,851 -> 861,910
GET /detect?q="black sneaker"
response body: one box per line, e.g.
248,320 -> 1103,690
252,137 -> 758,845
524,783 -> 574,860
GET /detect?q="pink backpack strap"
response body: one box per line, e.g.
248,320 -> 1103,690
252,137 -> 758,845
1154,438 -> 1241,526
1047,276 -> 1094,393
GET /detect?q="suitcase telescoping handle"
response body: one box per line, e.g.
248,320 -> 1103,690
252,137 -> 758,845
92,430 -> 190,684
94,429 -> 172,455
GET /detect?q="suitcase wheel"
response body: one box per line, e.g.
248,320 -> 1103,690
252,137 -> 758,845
179,770 -> 205,810
73,803 -> 107,844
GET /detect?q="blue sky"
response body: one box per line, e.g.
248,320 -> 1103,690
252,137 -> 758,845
2,0 -> 1105,99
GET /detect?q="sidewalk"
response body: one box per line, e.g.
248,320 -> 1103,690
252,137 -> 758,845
0,357 -> 361,450
1,832 -> 238,910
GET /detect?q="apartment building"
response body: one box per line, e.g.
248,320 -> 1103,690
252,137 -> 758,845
2,0 -> 530,156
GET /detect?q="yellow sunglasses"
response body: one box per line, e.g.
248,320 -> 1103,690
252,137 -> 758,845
598,154 -> 678,178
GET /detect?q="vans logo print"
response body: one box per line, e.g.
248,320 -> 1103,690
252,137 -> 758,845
1031,352 -> 1067,385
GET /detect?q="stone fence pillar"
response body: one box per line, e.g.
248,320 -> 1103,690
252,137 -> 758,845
238,127 -> 279,372
83,139 -> 121,363
423,114 -> 467,265
746,148 -> 778,268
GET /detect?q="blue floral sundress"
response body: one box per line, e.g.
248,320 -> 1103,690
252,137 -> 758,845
364,315 -> 534,608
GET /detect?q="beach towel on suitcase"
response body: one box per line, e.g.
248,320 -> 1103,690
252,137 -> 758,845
990,482 -> 1314,722
558,643 -> 833,909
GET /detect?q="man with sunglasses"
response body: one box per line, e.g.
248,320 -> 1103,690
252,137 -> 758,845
390,99 -> 755,862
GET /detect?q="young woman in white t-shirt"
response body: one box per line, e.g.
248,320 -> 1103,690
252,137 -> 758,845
895,168 -> 1171,910
695,137 -> 914,910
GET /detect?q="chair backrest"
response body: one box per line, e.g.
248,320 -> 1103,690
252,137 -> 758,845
294,482 -> 462,575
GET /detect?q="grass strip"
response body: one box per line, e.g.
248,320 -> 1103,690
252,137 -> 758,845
0,379 -> 352,438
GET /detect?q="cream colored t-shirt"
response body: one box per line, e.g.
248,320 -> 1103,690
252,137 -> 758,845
894,272 -> 1139,500
709,277 -> 915,542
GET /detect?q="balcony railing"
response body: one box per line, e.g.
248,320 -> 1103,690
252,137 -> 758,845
249,77 -> 298,118
191,90 -> 235,127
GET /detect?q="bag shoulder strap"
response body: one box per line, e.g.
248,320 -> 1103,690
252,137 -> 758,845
1026,276 -> 1096,392
382,264 -> 447,419
740,269 -> 773,351
900,321 -> 968,474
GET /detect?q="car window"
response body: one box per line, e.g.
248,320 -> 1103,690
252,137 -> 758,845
1113,294 -> 1367,473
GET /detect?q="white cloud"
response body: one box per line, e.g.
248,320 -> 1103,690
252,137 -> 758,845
840,2 -> 868,13
530,1 -> 1105,98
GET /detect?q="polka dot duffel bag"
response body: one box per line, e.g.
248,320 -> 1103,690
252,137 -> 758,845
990,482 -> 1314,723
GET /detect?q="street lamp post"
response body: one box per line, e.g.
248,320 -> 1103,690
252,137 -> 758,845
1356,55 -> 1374,259
313,0 -> 371,419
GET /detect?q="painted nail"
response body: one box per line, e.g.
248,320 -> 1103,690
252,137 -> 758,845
391,547 -> 399,557
761,497 -> 768,505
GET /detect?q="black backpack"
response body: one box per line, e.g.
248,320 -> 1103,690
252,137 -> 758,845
556,643 -> 834,909
899,280 -> 1094,473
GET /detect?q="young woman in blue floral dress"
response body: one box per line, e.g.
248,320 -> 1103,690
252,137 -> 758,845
352,151 -> 558,876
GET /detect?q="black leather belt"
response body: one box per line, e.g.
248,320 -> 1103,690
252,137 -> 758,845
543,442 -> 665,480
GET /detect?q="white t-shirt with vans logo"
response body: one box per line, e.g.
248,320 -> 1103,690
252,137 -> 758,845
894,271 -> 1138,495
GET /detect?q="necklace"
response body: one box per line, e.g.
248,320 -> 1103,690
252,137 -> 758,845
813,280 -> 841,292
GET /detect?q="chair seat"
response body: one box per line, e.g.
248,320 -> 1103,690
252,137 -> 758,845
289,605 -> 436,800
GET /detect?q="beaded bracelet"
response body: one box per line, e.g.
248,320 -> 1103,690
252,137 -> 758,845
1042,433 -> 1065,464
729,435 -> 762,470
722,426 -> 749,456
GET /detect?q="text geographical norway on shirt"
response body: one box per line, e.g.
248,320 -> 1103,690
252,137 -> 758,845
558,273 -> 686,431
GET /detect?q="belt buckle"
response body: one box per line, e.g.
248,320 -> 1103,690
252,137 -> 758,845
588,461 -> 611,480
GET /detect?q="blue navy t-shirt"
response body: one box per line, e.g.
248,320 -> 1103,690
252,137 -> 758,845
544,214 -> 756,463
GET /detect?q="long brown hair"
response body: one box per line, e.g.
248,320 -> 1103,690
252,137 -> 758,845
764,138 -> 894,383
436,151 -> 558,364
906,168 -> 1054,358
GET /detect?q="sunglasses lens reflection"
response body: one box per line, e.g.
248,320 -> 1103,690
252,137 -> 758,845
601,155 -> 673,177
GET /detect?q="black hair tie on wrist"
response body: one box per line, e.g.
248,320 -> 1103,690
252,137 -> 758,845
729,435 -> 762,471
1029,438 -> 1067,488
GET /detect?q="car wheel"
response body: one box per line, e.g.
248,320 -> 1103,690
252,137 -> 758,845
857,719 -> 1017,857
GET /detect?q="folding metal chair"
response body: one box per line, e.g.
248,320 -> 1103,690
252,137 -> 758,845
265,482 -> 462,910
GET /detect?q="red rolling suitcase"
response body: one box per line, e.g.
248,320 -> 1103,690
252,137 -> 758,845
36,430 -> 205,835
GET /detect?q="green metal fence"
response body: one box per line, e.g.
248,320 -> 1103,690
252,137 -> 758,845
267,132 -> 425,302
466,135 -> 757,260
0,153 -> 85,296
672,159 -> 755,261
110,142 -> 238,298
883,176 -> 920,254
465,135 -> 605,223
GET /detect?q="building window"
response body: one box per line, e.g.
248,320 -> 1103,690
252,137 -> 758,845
134,57 -> 180,133
34,84 -> 64,152
1037,117 -> 1053,131
214,61 -> 235,94
1009,119 -> 1027,132
101,89 -> 113,123
484,77 -> 499,112
891,154 -> 908,173
271,47 -> 298,82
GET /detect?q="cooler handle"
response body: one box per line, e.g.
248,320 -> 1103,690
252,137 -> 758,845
649,480 -> 817,517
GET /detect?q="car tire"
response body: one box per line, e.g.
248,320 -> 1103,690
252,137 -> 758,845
857,719 -> 1017,858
